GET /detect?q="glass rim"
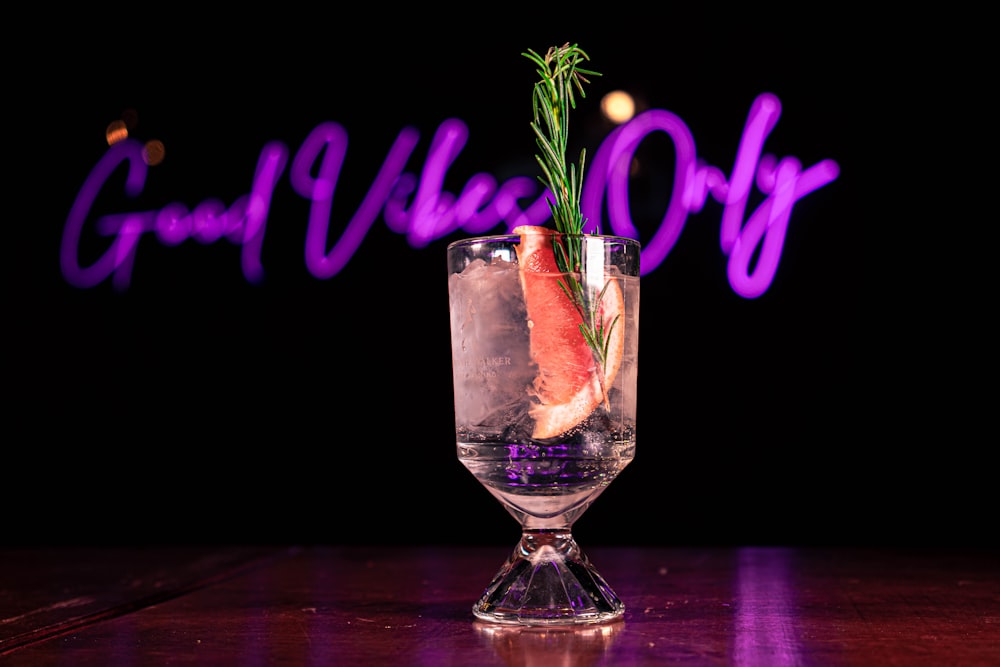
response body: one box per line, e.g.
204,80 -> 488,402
446,231 -> 641,251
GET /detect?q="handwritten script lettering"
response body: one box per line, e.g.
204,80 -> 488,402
61,92 -> 839,298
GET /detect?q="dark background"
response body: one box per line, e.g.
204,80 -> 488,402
5,11 -> 964,548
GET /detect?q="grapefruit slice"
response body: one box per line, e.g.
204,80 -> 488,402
513,225 -> 625,439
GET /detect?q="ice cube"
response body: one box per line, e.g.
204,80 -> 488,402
449,260 -> 535,431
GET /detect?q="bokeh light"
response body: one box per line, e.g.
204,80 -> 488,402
600,90 -> 635,125
143,140 -> 165,166
106,109 -> 164,165
106,120 -> 128,145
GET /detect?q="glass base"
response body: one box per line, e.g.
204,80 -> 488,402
472,531 -> 625,626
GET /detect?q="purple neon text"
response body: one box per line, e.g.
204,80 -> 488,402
60,92 -> 839,298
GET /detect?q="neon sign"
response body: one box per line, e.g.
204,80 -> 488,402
60,92 -> 839,298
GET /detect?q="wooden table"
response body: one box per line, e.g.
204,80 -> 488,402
1,545 -> 998,665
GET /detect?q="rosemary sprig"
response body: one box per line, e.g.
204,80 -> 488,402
522,43 -> 599,235
522,44 -> 619,401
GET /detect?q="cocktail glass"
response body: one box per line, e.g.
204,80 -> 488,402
448,227 -> 640,626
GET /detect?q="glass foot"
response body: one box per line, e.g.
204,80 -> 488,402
473,531 -> 624,626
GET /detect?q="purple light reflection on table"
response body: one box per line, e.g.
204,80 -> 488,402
734,547 -> 800,666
